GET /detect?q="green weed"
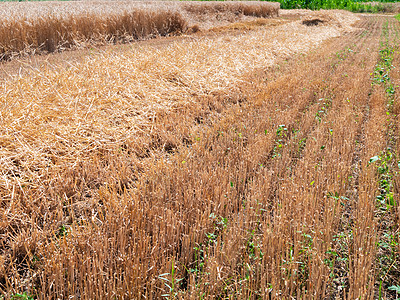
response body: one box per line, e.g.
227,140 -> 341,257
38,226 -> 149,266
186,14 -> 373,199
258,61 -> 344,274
10,293 -> 34,300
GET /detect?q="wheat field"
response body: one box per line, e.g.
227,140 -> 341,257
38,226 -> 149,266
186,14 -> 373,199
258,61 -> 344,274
0,2 -> 400,299
0,1 -> 279,60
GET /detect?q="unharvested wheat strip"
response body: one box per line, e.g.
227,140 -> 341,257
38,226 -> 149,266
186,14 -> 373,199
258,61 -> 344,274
0,1 -> 280,23
0,1 -> 280,61
0,10 -> 189,61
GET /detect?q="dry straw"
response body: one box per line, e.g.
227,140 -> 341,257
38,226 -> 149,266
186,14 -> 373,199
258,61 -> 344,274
1,7 -> 382,299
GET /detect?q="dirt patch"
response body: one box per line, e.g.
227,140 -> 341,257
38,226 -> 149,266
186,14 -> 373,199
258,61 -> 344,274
302,11 -> 341,27
282,9 -> 359,30
303,17 -> 329,26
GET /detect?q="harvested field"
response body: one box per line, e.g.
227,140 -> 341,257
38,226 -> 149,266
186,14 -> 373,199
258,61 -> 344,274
1,5 -> 400,300
0,1 -> 279,60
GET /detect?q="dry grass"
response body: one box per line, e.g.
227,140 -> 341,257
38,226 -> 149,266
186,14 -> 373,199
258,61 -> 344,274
2,10 -> 399,300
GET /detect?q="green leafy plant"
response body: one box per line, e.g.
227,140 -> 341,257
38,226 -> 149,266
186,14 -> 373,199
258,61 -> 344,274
159,259 -> 183,299
11,293 -> 34,300
388,285 -> 400,293
272,124 -> 288,158
369,152 -> 396,209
